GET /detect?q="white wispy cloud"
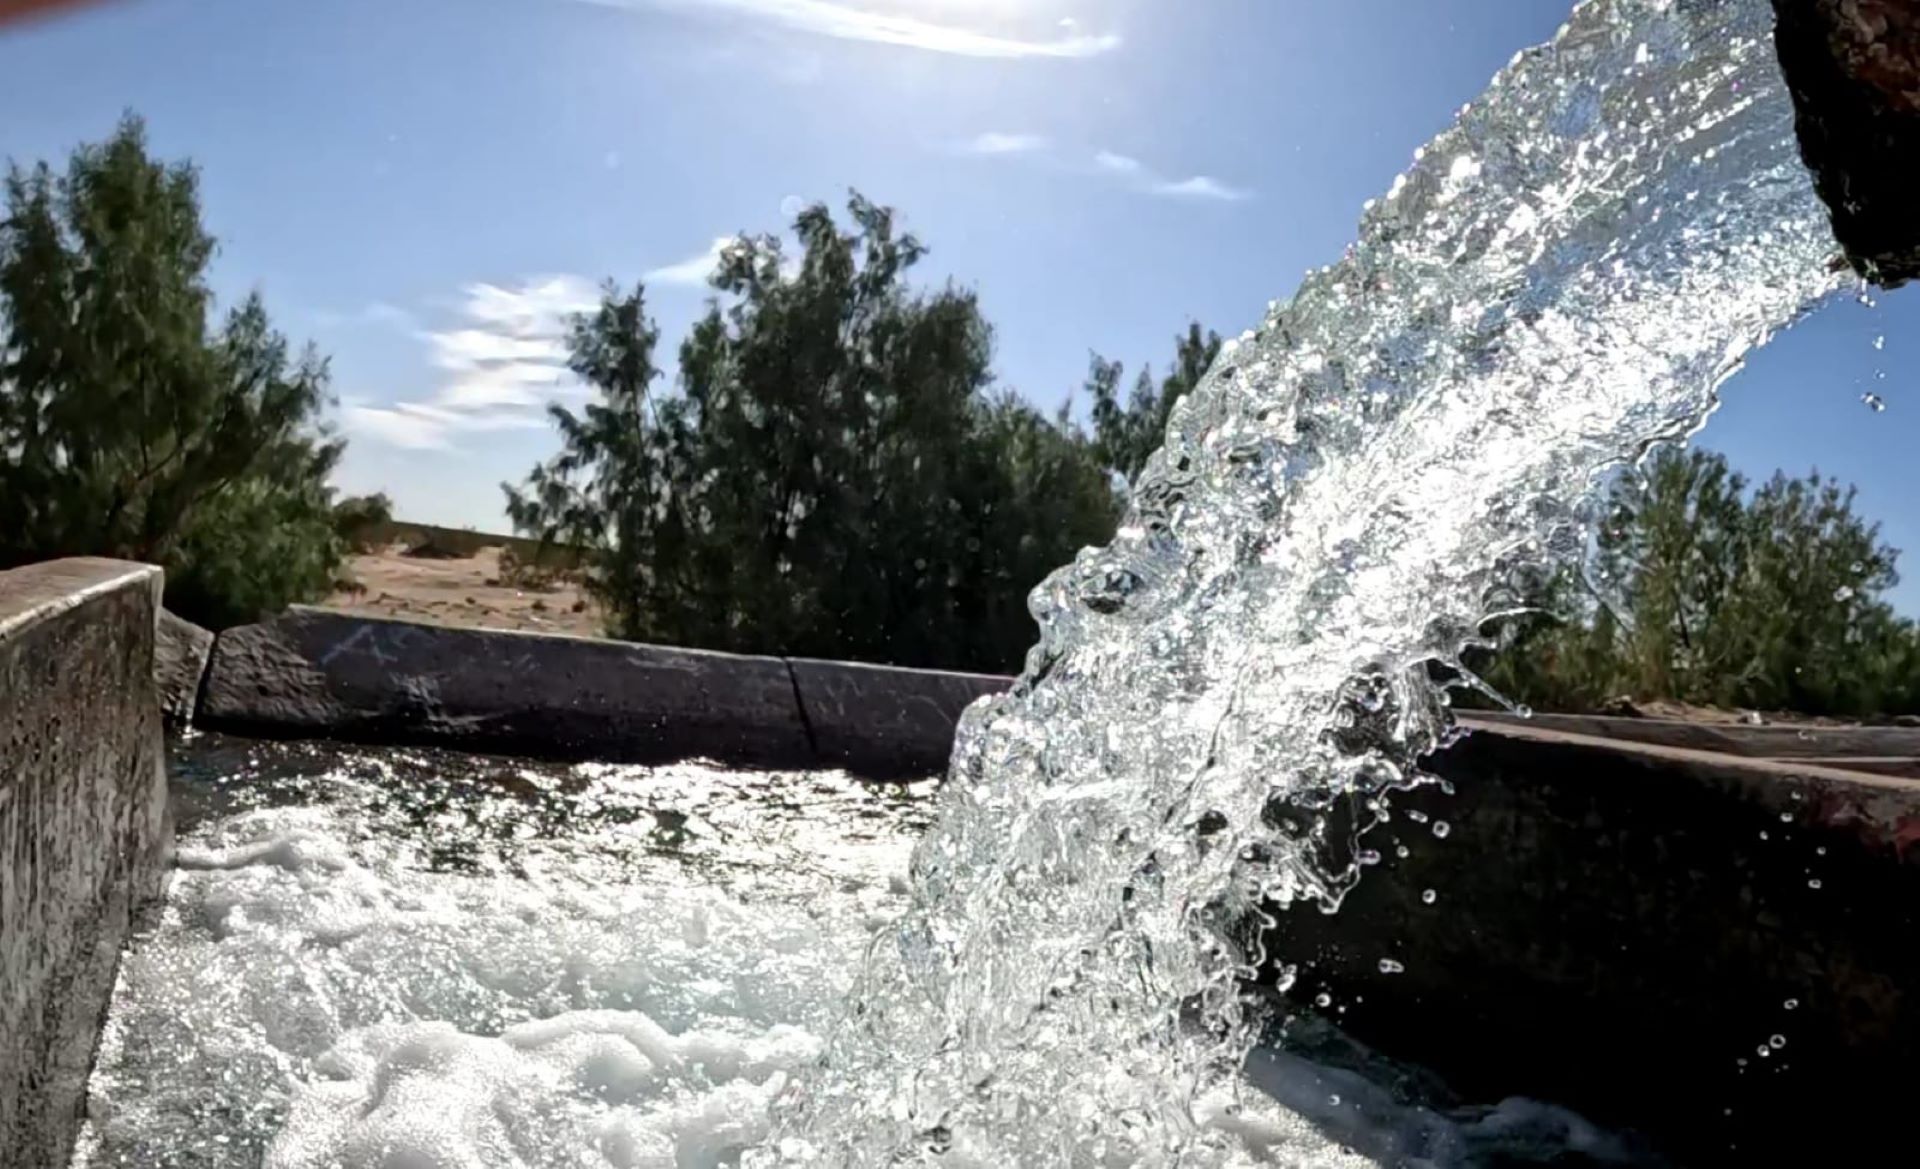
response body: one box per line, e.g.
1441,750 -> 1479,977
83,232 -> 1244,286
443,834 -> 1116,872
645,236 -> 739,287
971,140 -> 1251,202
1094,147 -> 1251,202
1151,174 -> 1251,202
959,131 -> 1048,156
575,0 -> 1120,59
339,275 -> 598,451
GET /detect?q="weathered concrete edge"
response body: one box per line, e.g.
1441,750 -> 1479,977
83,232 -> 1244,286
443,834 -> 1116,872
0,558 -> 160,642
0,558 -> 174,1167
190,606 -> 1920,782
192,607 -> 1018,778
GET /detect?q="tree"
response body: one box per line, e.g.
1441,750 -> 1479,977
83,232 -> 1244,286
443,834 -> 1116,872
1090,321 -> 1222,488
0,115 -> 346,628
1482,447 -> 1920,717
332,492 -> 395,552
507,193 -> 1117,673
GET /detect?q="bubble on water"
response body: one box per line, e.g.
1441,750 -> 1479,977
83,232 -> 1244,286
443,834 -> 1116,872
1769,1034 -> 1786,1049
1432,821 -> 1452,839
1314,992 -> 1332,1009
1329,1094 -> 1342,1107
1815,847 -> 1826,857
1421,889 -> 1438,905
1378,959 -> 1405,975
1757,1045 -> 1771,1058
1396,844 -> 1411,859
1780,811 -> 1793,823
1808,878 -> 1823,890
1873,336 -> 1886,351
1407,810 -> 1430,824
1862,393 -> 1887,412
1784,999 -> 1798,1011
1758,830 -> 1769,841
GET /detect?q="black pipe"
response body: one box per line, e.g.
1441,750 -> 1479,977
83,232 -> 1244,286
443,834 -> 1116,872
1774,0 -> 1920,288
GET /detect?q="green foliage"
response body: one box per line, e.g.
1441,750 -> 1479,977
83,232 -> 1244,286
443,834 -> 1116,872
1483,447 -> 1920,717
507,193 -> 1118,672
333,492 -> 395,552
0,115 -> 344,627
1089,321 -> 1222,488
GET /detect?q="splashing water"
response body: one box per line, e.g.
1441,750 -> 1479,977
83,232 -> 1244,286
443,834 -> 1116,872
761,1 -> 1841,1164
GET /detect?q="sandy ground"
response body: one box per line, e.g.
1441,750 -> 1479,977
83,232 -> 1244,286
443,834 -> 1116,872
324,546 -> 605,638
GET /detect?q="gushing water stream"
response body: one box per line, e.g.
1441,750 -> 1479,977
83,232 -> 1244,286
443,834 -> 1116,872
762,1 -> 1841,1164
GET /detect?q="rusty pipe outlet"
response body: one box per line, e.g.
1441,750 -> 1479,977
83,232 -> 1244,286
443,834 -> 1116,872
1774,0 -> 1920,287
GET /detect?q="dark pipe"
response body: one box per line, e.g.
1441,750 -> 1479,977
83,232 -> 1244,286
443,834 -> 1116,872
1774,0 -> 1920,287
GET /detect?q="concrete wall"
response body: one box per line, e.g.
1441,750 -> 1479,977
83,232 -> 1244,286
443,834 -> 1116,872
1262,720 -> 1920,1165
195,608 -> 1012,779
0,558 -> 173,1168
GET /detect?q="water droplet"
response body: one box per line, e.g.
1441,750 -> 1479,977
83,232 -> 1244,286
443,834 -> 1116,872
1780,811 -> 1793,823
1431,821 -> 1451,839
1808,878 -> 1823,890
1784,999 -> 1798,1011
1378,958 -> 1405,975
1769,1034 -> 1786,1049
1815,847 -> 1826,857
1514,704 -> 1534,719
1833,585 -> 1855,601
1329,1094 -> 1341,1106
1758,830 -> 1769,841
1862,392 -> 1886,412
1757,1045 -> 1771,1058
1395,844 -> 1410,859
1421,889 -> 1438,905
1873,335 -> 1886,351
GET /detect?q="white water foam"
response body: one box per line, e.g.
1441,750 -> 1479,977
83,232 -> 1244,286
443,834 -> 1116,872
76,747 -> 1371,1168
74,752 -> 926,1169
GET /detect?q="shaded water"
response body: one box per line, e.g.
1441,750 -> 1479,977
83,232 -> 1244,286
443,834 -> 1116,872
765,0 -> 1842,1164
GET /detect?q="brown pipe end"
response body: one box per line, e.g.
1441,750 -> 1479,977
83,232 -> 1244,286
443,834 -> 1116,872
1775,0 -> 1920,288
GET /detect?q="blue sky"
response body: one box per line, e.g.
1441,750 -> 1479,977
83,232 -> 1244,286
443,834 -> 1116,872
3,0 -> 1916,605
